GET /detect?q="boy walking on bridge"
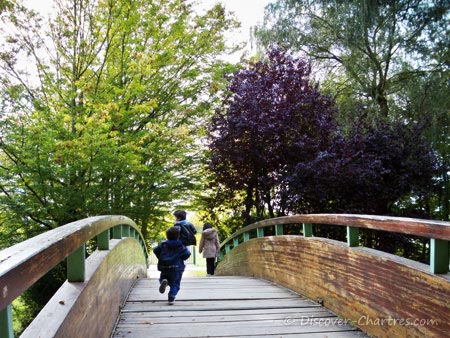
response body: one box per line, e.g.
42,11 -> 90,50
153,226 -> 191,305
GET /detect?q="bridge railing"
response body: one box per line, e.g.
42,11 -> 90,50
219,214 -> 450,274
217,214 -> 450,338
0,215 -> 148,338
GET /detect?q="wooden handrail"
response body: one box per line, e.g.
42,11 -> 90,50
0,215 -> 148,311
219,214 -> 450,274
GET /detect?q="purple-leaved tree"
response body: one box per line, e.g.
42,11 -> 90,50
208,48 -> 437,228
208,48 -> 338,223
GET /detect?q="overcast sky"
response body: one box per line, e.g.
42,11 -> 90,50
213,0 -> 273,60
24,0 -> 273,62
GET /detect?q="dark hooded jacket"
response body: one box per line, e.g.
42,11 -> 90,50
153,239 -> 191,271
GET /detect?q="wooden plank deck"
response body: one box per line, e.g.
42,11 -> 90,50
112,275 -> 369,338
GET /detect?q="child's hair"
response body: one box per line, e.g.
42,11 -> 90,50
166,226 -> 180,240
203,222 -> 213,231
173,209 -> 187,220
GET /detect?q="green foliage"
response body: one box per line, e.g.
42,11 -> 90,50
255,0 -> 450,221
0,0 -> 237,239
257,0 -> 449,118
0,0 -> 238,333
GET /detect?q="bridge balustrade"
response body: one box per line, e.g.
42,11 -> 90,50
0,215 -> 148,338
217,214 -> 450,338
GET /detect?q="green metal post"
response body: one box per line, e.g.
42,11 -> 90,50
347,226 -> 359,247
430,238 -> 449,274
257,227 -> 264,238
233,237 -> 239,248
0,305 -> 13,338
112,225 -> 122,239
243,232 -> 250,242
225,244 -> 231,253
122,225 -> 130,237
275,224 -> 283,236
97,230 -> 109,250
67,244 -> 85,282
303,223 -> 312,237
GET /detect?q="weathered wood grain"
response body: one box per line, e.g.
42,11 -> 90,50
0,215 -> 147,310
112,276 -> 368,338
221,214 -> 450,249
20,238 -> 147,338
216,236 -> 450,338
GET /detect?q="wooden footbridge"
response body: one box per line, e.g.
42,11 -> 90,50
1,214 -> 449,338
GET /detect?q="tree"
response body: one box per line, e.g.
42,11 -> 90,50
208,48 -> 437,227
255,0 -> 449,119
254,0 -> 449,221
208,48 -> 338,224
0,1 -> 237,332
284,118 -> 437,216
0,0 -> 236,238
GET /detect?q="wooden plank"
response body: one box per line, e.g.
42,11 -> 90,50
119,309 -> 337,324
128,277 -> 301,301
113,319 -> 361,337
112,275 -> 368,338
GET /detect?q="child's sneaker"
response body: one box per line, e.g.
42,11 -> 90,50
159,279 -> 168,294
168,297 -> 175,305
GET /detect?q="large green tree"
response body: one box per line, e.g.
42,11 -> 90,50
0,0 -> 237,243
1,0 -> 238,333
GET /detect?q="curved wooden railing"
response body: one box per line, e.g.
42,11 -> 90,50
0,215 -> 148,338
216,214 -> 450,338
219,214 -> 450,273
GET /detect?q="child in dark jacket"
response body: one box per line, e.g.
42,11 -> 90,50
153,226 -> 191,305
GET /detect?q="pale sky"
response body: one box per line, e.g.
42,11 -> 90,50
24,0 -> 273,62
211,0 -> 274,60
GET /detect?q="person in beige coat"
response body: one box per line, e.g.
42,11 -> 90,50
199,222 -> 220,276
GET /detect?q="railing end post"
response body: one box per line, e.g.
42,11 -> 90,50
430,238 -> 449,274
0,305 -> 13,338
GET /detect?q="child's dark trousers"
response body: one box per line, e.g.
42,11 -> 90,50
159,269 -> 184,301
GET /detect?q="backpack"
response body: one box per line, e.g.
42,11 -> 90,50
179,223 -> 197,246
158,242 -> 181,267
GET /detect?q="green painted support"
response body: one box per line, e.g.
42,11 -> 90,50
430,239 -> 449,274
225,244 -> 231,253
0,305 -> 13,338
243,232 -> 250,242
233,238 -> 239,248
130,228 -> 135,238
275,224 -> 283,236
67,244 -> 85,282
347,226 -> 359,247
112,225 -> 122,239
257,227 -> 264,238
303,223 -> 312,237
97,230 -> 109,250
218,252 -> 224,261
123,225 -> 130,237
